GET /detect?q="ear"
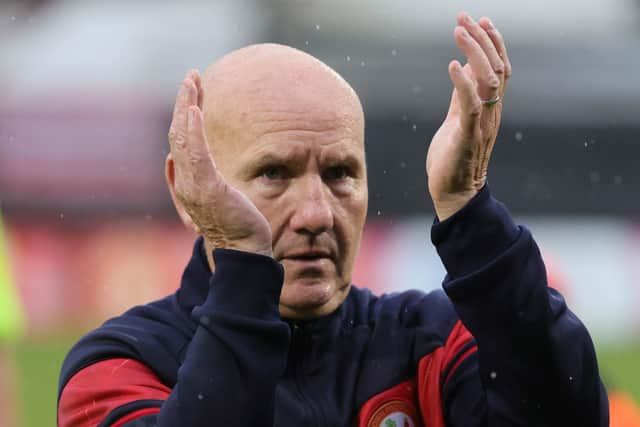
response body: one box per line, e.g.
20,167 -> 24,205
165,153 -> 198,233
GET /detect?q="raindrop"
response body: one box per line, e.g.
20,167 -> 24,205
383,169 -> 387,175
412,124 -> 417,132
399,161 -> 407,169
360,61 -> 366,67
59,213 -> 64,220
489,371 -> 497,379
10,16 -> 16,22
315,24 -> 320,30
346,55 -> 351,62
197,393 -> 204,400
200,315 -> 211,326
515,131 -> 523,142
304,41 -> 309,46
569,376 -> 573,381
584,140 -> 588,147
589,171 -> 600,184
377,210 -> 381,216
391,49 -> 397,56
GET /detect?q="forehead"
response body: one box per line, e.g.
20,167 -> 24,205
208,96 -> 365,167
239,109 -> 364,168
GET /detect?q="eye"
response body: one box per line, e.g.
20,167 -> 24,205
323,165 -> 350,181
260,165 -> 287,180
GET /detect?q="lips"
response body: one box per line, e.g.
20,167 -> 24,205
279,248 -> 335,266
283,251 -> 332,261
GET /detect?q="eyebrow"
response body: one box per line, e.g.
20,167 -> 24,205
239,146 -> 364,179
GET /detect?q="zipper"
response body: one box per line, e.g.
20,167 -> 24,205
290,321 -> 325,427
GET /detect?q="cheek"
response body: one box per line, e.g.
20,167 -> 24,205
335,192 -> 368,264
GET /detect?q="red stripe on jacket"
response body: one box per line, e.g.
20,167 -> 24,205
58,358 -> 170,427
418,320 -> 477,427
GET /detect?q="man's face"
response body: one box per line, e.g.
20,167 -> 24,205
207,93 -> 368,319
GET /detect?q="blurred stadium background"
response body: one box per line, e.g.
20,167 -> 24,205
1,0 -> 640,425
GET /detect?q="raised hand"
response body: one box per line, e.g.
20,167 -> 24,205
427,12 -> 512,220
167,70 -> 273,257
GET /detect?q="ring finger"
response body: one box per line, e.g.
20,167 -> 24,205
453,25 -> 500,103
459,13 -> 505,87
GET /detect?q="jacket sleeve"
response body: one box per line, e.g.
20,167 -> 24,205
430,186 -> 609,426
58,248 -> 290,427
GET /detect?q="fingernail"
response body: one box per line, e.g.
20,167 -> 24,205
488,19 -> 496,30
465,14 -> 474,24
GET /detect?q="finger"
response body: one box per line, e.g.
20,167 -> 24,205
448,60 -> 481,134
458,13 -> 505,85
188,69 -> 204,110
186,105 -> 217,179
168,77 -> 198,150
478,18 -> 512,81
453,25 -> 500,102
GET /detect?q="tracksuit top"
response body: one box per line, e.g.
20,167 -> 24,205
57,187 -> 609,426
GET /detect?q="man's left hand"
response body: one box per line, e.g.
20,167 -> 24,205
427,12 -> 512,220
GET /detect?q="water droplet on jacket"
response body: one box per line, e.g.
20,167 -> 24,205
200,316 -> 210,326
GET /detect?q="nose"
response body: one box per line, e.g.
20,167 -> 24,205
289,175 -> 334,236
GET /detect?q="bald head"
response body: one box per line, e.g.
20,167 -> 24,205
187,43 -> 368,319
200,43 -> 364,163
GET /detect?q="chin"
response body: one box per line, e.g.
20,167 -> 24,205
279,277 -> 349,319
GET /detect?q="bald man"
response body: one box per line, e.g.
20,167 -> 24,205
58,13 -> 608,427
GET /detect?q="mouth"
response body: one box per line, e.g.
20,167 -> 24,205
280,251 -> 334,266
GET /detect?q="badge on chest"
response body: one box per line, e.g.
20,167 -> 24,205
358,380 -> 421,427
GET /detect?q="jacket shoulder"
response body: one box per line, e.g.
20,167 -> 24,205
58,294 -> 194,399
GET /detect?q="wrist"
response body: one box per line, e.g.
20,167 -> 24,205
205,236 -> 273,258
431,190 -> 478,221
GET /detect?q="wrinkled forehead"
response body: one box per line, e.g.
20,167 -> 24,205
202,79 -> 365,164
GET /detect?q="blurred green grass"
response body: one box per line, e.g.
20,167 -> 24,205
10,336 -> 640,426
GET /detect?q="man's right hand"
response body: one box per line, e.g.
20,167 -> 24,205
168,70 -> 273,257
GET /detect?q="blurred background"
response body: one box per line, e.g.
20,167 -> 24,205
1,0 -> 639,425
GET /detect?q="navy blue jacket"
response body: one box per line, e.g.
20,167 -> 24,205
58,187 -> 609,426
